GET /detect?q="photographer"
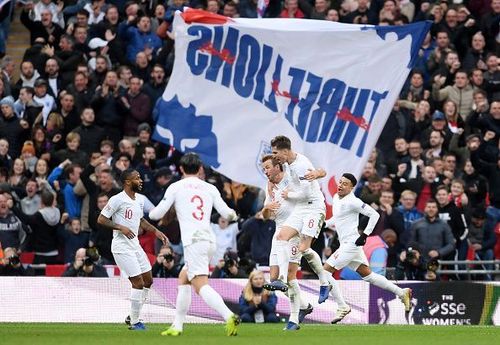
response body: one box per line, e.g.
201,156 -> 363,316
0,247 -> 33,276
152,246 -> 182,278
62,247 -> 108,277
395,246 -> 432,281
211,250 -> 248,279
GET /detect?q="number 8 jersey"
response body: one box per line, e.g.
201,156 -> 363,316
149,176 -> 237,246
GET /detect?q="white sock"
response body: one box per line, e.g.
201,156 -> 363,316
323,274 -> 348,308
172,285 -> 192,331
363,272 -> 404,297
142,287 -> 150,304
275,240 -> 290,283
130,288 -> 143,324
199,285 -> 233,321
302,248 -> 325,284
287,280 -> 301,324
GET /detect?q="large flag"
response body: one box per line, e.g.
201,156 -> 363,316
153,10 -> 430,204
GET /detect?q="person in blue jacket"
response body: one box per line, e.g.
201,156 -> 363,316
239,270 -> 280,323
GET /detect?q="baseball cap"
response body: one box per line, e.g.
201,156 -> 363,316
432,110 -> 445,121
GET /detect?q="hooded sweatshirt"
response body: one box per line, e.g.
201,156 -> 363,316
13,206 -> 60,254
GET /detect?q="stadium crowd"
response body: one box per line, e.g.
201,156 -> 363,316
0,0 -> 499,282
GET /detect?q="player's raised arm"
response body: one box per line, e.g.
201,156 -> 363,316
149,186 -> 176,221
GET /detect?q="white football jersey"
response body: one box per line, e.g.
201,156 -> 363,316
326,192 -> 379,244
283,152 -> 324,205
100,191 -> 145,253
149,176 -> 236,246
264,177 -> 295,229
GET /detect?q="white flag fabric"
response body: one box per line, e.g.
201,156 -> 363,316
153,10 -> 431,202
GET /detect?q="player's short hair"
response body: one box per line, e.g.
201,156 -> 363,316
120,168 -> 137,185
342,173 -> 357,187
180,153 -> 202,174
261,154 -> 281,167
270,135 -> 291,150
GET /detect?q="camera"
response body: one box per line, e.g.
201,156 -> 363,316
9,255 -> 20,266
223,252 -> 237,268
163,254 -> 174,262
83,256 -> 94,267
405,247 -> 420,265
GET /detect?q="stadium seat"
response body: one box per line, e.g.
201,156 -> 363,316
45,265 -> 67,277
147,253 -> 156,265
20,252 -> 34,264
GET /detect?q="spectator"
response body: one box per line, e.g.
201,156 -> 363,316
239,270 -> 279,323
121,76 -> 151,138
72,107 -> 105,155
143,64 -> 166,106
432,70 -> 475,121
0,138 -> 12,171
279,0 -> 305,18
53,132 -> 89,168
21,5 -> 64,46
57,93 -> 81,136
14,86 -> 44,128
12,189 -> 61,264
0,96 -> 29,158
211,214 -> 239,266
406,199 -> 455,264
435,185 -> 469,261
395,244 -> 429,280
89,192 -> 115,265
59,217 -> 90,264
151,245 -> 182,278
119,15 -> 162,63
396,190 -> 423,247
460,158 -> 488,209
370,190 -> 405,237
0,194 -> 25,250
237,211 -> 275,266
20,179 -> 41,215
211,250 -> 247,278
395,165 -> 440,212
0,247 -> 33,276
91,70 -> 125,145
62,247 -> 108,277
468,208 -> 496,279
48,159 -> 83,218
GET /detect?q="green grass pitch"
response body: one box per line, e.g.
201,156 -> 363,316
2,323 -> 499,345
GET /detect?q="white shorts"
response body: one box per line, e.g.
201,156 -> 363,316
269,236 -> 302,266
113,249 -> 152,278
283,203 -> 325,238
325,243 -> 369,271
184,241 -> 215,281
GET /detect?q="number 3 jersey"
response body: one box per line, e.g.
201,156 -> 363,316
100,191 -> 146,253
149,176 -> 236,246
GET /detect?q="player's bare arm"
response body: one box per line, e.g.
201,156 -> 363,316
97,214 -> 135,239
303,168 -> 326,181
140,218 -> 169,245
